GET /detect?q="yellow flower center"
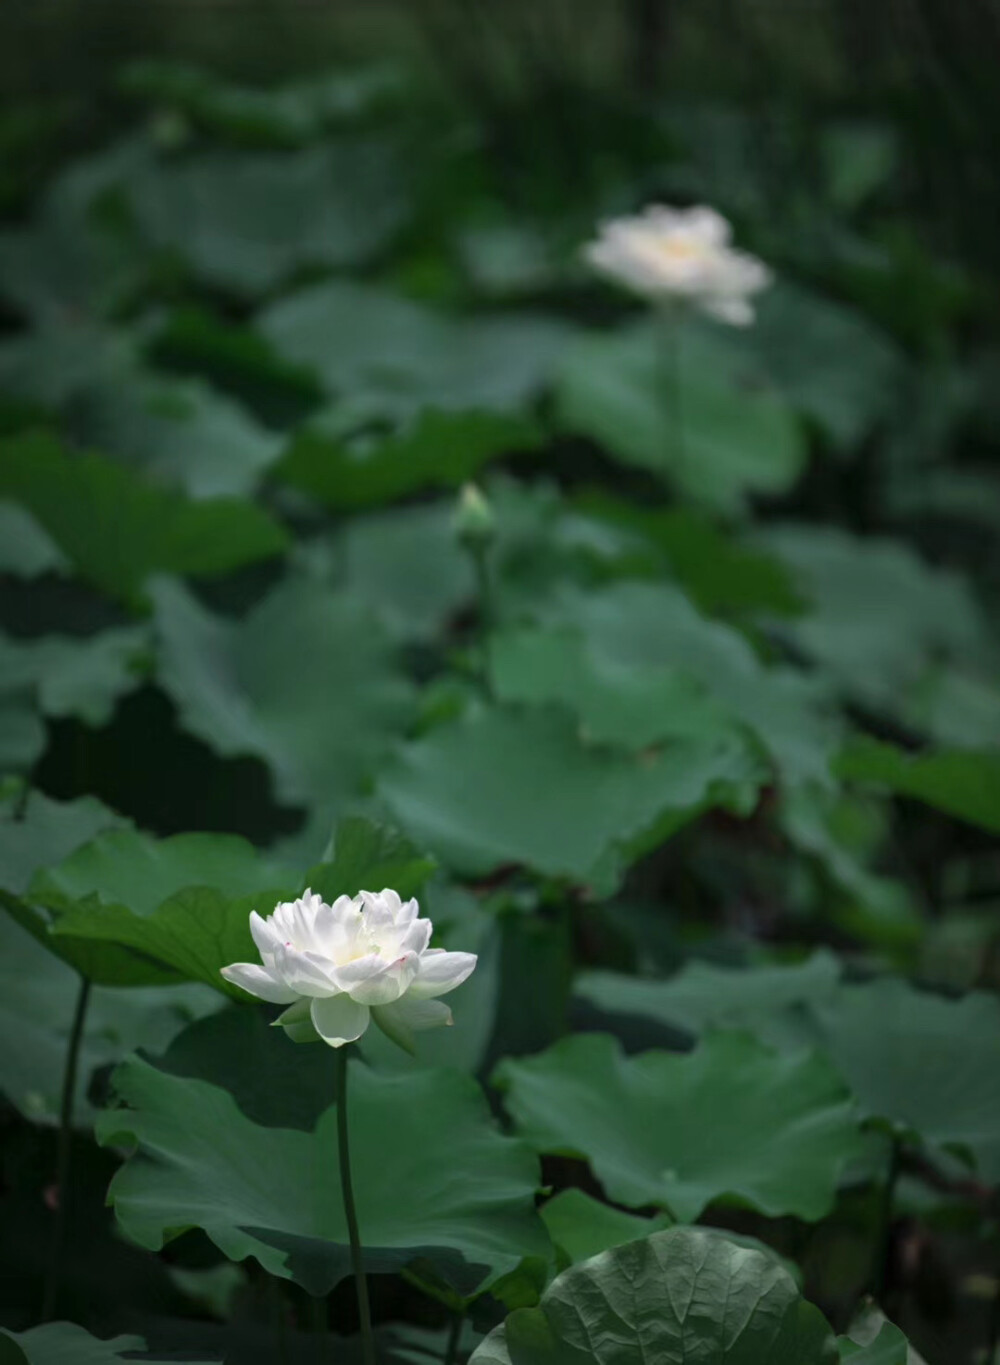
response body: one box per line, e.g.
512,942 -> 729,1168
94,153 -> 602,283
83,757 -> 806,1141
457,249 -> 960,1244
654,235 -> 705,262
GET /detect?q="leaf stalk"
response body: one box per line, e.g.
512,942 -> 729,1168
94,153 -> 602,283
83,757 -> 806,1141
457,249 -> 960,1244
40,973 -> 92,1322
337,1048 -> 376,1365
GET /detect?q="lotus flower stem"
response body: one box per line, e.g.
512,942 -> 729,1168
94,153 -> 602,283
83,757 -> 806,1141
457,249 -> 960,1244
337,1048 -> 376,1365
471,544 -> 493,639
471,544 -> 496,697
40,973 -> 91,1322
660,308 -> 685,481
453,482 -> 496,698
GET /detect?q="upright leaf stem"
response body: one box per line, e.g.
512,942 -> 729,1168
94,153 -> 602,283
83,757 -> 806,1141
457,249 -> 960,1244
660,306 -> 685,481
443,1310 -> 464,1365
453,482 -> 495,697
872,1133 -> 902,1304
987,1264 -> 1000,1365
40,973 -> 91,1322
336,1048 -> 376,1365
471,543 -> 495,695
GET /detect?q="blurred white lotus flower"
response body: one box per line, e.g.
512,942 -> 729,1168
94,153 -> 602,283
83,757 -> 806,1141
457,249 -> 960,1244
585,204 -> 771,325
221,889 -> 477,1053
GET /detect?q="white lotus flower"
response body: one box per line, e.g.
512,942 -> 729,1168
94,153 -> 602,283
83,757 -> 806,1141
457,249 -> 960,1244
221,889 -> 477,1053
585,204 -> 771,325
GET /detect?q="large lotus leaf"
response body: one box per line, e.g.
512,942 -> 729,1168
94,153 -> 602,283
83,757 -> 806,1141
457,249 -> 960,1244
0,133 -> 147,320
836,737 -> 1000,834
474,475 -> 672,629
0,789 -> 125,896
152,1002 -> 339,1132
22,818 -> 434,994
0,688 -> 45,771
0,432 -> 288,604
479,478 -> 635,623
70,371 -> 282,499
0,206 -> 133,323
571,495 -> 802,617
251,809 -> 442,940
470,1226 -> 837,1365
0,501 -> 66,576
16,808 -> 428,993
376,704 -> 763,892
0,135 -> 149,318
813,979 -> 1000,1182
739,282 -> 904,452
757,525 -> 990,717
540,1196 -> 801,1299
257,279 -> 571,417
778,785 -> 919,948
151,574 -> 415,809
17,827 -> 293,987
147,305 -> 322,419
32,827 -> 292,917
529,582 -> 838,787
488,626 -> 749,752
0,189 -> 141,326
496,1031 -> 863,1222
539,1190 -> 672,1269
0,323 -> 132,409
121,59 -> 401,145
156,948 -> 489,1137
0,912 -> 217,1126
576,951 -> 843,1048
839,1323 -> 910,1363
821,120 -> 898,208
339,501 -> 474,643
162,933 -> 499,1151
67,887 -> 448,997
554,318 -> 805,512
304,816 -> 436,907
97,1052 -> 549,1298
277,408 -> 542,511
126,142 -> 409,297
547,508 -> 663,583
1,1323 -> 218,1364
839,1305 -> 925,1362
906,664 -> 1000,751
0,626 -> 147,725
48,886 -> 284,993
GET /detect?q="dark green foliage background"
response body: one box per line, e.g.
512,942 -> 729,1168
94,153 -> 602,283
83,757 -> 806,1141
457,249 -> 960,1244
1,5 -> 999,1363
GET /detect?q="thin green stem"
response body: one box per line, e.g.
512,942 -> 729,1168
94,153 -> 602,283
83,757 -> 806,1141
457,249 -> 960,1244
988,1265 -> 1000,1365
659,308 -> 685,484
871,1134 -> 902,1304
471,545 -> 494,699
472,546 -> 493,633
40,974 -> 91,1322
443,1310 -> 464,1365
336,1049 -> 376,1365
